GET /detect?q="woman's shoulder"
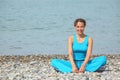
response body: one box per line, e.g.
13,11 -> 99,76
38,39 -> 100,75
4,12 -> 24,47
68,35 -> 73,40
68,35 -> 74,42
87,36 -> 93,42
86,35 -> 92,39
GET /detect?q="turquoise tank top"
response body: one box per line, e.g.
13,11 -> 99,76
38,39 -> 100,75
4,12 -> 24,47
72,34 -> 89,60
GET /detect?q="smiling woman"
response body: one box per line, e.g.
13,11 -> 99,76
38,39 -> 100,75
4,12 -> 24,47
51,18 -> 107,73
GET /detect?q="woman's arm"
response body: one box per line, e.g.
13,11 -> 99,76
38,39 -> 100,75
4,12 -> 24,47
79,37 -> 93,72
68,36 -> 78,73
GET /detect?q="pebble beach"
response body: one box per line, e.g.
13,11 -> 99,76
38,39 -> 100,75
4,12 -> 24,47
0,54 -> 120,80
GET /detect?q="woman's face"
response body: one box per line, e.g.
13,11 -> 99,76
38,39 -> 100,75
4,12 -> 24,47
75,22 -> 85,35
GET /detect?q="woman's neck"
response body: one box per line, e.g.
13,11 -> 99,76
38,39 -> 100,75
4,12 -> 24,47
77,34 -> 85,38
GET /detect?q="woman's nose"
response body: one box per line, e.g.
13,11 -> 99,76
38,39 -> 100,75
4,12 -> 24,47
78,27 -> 83,30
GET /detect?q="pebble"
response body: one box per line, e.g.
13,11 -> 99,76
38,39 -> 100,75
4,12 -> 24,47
0,54 -> 120,80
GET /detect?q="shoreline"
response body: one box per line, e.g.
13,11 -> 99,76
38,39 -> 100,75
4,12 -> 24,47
0,54 -> 120,62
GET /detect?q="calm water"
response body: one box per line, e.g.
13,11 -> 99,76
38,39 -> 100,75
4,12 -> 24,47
0,0 -> 120,55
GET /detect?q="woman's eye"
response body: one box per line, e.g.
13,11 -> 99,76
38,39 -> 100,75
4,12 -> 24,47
81,26 -> 84,28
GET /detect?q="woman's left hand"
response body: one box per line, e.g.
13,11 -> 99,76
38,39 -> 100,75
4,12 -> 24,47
79,65 -> 85,73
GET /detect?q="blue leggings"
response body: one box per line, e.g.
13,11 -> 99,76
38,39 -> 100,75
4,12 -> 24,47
51,56 -> 107,73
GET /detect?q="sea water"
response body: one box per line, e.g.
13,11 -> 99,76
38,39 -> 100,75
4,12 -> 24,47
0,0 -> 120,55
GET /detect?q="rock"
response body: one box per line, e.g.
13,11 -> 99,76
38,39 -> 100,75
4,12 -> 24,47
0,54 -> 120,80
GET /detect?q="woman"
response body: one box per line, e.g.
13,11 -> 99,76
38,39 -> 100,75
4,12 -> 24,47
51,18 -> 107,73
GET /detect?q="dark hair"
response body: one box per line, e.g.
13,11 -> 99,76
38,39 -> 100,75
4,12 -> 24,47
74,18 -> 86,26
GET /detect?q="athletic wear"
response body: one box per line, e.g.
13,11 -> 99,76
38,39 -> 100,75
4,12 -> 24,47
51,35 -> 107,73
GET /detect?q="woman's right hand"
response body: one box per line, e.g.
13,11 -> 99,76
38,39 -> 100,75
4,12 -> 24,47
72,65 -> 79,73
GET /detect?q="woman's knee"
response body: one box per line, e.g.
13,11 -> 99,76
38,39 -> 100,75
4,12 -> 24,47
89,56 -> 107,65
51,59 -> 59,66
97,56 -> 107,65
100,56 -> 107,61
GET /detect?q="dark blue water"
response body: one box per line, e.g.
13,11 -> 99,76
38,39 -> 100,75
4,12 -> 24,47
0,0 -> 120,55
